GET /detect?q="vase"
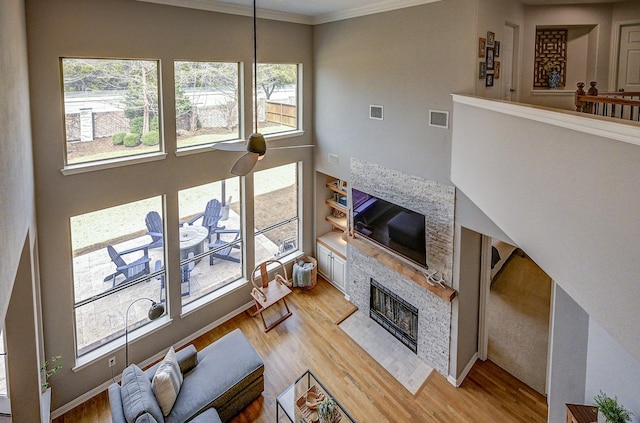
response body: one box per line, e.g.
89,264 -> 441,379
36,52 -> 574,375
548,70 -> 560,89
597,410 -> 607,423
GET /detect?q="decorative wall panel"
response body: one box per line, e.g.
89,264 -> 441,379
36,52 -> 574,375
534,28 -> 567,88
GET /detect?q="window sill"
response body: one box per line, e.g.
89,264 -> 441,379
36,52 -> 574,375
265,129 -> 305,141
181,278 -> 249,318
72,315 -> 172,372
61,152 -> 167,176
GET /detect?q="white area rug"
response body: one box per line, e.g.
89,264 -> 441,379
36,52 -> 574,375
338,310 -> 432,395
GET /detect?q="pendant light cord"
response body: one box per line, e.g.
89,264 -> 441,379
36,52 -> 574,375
253,0 -> 258,134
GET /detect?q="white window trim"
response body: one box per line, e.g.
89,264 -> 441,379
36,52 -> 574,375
61,152 -> 167,175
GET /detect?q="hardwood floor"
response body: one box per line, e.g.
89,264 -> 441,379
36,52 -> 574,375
53,277 -> 547,423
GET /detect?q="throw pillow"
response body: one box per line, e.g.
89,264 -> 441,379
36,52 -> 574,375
120,364 -> 164,423
151,346 -> 183,416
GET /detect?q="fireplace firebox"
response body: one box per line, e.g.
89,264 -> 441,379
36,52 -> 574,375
370,279 -> 418,353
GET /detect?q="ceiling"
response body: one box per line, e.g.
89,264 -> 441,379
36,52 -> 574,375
138,0 -> 632,25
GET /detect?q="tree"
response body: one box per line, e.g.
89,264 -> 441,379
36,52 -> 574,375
257,64 -> 296,100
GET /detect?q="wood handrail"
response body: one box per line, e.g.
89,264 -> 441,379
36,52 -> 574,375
575,81 -> 640,121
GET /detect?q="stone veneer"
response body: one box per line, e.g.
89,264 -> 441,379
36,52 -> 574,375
347,158 -> 455,375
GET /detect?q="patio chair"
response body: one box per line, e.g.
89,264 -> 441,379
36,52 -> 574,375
208,229 -> 241,265
185,199 -> 225,242
155,252 -> 194,300
103,245 -> 151,287
144,211 -> 164,249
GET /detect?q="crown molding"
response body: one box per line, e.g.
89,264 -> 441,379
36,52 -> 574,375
136,0 -> 313,24
137,0 -> 443,25
311,0 -> 442,25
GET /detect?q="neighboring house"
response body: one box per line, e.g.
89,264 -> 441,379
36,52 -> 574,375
1,1 -> 639,422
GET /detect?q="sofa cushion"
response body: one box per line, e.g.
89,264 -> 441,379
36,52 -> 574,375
135,413 -> 159,423
164,329 -> 264,423
189,408 -> 222,423
152,347 -> 183,416
120,364 -> 164,423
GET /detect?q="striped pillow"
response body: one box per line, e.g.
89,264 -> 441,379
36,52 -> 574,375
151,346 -> 183,416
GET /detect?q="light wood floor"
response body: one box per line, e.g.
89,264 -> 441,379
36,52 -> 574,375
53,277 -> 547,423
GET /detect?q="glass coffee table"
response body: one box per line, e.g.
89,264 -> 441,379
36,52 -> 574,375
276,370 -> 356,423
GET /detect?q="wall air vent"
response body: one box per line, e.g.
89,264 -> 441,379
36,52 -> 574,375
369,105 -> 384,120
429,110 -> 449,129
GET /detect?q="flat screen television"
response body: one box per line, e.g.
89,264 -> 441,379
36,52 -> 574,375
352,188 -> 427,268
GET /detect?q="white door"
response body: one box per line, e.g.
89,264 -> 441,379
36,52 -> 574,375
617,24 -> 640,91
316,243 -> 332,280
0,329 -> 9,415
502,24 -> 516,101
332,254 -> 347,292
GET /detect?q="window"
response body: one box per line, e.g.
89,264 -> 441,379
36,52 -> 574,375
256,64 -> 299,136
61,58 -> 161,166
254,163 -> 299,263
71,197 -> 165,356
174,61 -> 241,149
178,178 -> 242,306
0,329 -> 7,413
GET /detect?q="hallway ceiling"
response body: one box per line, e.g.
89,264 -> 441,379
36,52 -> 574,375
139,0 -> 632,24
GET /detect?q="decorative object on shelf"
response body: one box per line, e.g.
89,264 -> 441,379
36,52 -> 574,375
478,38 -> 486,57
594,391 -> 632,423
125,297 -> 165,366
305,385 -> 325,409
487,31 -> 495,45
422,268 -> 447,289
548,69 -> 560,89
40,354 -> 63,390
211,0 -> 312,175
317,397 -> 341,423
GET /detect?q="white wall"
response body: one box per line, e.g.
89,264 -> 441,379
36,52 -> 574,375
585,319 -> 640,423
451,96 -> 640,367
0,0 -> 36,324
547,284 -> 589,423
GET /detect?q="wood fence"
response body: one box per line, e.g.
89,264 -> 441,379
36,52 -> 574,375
266,101 -> 297,127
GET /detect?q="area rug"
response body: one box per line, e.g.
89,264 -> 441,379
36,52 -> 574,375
338,310 -> 432,395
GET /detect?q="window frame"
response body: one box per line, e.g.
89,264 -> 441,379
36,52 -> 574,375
256,63 -> 303,138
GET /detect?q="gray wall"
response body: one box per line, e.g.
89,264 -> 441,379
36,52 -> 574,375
0,0 -> 36,325
26,0 -> 313,410
585,319 -> 640,423
547,284 -> 589,423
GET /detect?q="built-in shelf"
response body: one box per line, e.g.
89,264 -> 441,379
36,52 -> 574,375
324,179 -> 348,232
347,236 -> 457,302
326,215 -> 347,231
326,181 -> 347,195
317,231 -> 347,259
326,198 -> 347,213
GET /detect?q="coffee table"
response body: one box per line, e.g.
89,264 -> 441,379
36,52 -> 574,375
276,369 -> 356,423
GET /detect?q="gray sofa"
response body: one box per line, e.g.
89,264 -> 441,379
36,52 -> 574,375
109,329 -> 264,423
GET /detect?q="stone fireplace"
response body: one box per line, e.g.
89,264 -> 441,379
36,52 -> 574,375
370,278 -> 419,353
347,158 -> 455,375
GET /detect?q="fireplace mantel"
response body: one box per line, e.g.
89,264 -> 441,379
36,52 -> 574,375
348,236 -> 457,302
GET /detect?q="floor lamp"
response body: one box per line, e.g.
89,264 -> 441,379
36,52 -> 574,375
125,297 -> 165,367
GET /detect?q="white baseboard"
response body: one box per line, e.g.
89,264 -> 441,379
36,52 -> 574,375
446,352 -> 478,387
50,301 -> 254,419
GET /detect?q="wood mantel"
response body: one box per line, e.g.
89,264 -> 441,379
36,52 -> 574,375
347,236 -> 457,302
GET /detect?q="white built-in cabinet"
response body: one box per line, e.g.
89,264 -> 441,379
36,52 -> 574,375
316,239 -> 347,293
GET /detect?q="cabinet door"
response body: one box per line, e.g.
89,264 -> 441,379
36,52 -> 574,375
332,254 -> 347,292
316,243 -> 332,280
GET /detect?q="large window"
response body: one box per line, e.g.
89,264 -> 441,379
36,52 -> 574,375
174,61 -> 241,149
178,178 -> 243,306
254,163 -> 299,264
0,329 -> 7,414
256,64 -> 299,136
61,58 -> 161,166
71,197 -> 165,356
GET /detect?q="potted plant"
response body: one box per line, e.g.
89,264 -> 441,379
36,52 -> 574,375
41,354 -> 63,391
317,397 -> 340,423
594,391 -> 632,423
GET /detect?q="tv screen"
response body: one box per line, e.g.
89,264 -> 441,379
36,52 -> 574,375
352,188 -> 427,268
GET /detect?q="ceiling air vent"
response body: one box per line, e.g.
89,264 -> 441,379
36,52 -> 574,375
429,110 -> 449,129
369,105 -> 384,120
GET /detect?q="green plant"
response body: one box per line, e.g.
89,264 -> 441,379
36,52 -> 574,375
141,131 -> 159,146
123,132 -> 141,147
112,132 -> 126,146
594,391 -> 632,423
41,354 -> 62,390
317,397 -> 339,423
